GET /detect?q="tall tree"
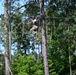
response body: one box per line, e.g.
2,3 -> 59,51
4,0 -> 10,75
40,0 -> 49,75
68,25 -> 72,75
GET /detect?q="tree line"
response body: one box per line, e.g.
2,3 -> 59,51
0,0 -> 76,75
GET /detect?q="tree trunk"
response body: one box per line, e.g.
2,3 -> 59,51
40,0 -> 49,75
4,0 -> 10,75
9,0 -> 12,61
68,25 -> 72,75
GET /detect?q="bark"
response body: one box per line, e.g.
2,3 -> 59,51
4,0 -> 10,75
40,0 -> 49,75
68,46 -> 72,75
9,0 -> 12,61
68,25 -> 72,75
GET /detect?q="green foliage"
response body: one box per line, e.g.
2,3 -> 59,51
11,54 -> 44,75
25,1 -> 40,16
46,1 -> 76,75
11,54 -> 58,75
1,0 -> 76,75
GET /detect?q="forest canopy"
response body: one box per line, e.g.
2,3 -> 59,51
0,0 -> 76,75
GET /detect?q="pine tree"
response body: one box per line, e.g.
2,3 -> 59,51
4,0 -> 10,75
40,0 -> 49,75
